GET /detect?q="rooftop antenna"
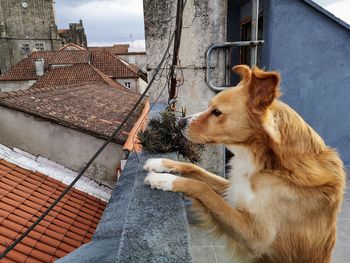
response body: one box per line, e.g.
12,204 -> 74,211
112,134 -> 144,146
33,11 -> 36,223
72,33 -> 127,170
130,33 -> 134,49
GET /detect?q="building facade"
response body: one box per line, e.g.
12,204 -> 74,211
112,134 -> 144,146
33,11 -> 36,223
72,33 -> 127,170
0,49 -> 146,94
0,0 -> 62,74
144,0 -> 350,169
144,0 -> 227,175
59,20 -> 88,48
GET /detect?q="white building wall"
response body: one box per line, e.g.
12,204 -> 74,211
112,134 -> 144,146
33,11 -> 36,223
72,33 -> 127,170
118,53 -> 147,72
0,106 -> 123,188
0,80 -> 36,92
116,78 -> 139,93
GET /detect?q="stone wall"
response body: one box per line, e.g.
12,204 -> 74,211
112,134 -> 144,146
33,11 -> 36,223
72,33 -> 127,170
58,152 -> 192,263
143,0 -> 227,176
0,0 -> 62,73
59,20 -> 88,48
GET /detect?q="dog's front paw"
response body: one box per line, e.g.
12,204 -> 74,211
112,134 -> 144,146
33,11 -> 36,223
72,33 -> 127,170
144,172 -> 177,191
143,158 -> 173,173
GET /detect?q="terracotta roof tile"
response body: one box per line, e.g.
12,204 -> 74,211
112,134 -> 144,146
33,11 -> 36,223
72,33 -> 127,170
27,63 -> 127,91
0,159 -> 107,263
90,50 -> 139,78
58,43 -> 86,51
58,29 -> 70,34
0,81 -> 145,143
0,49 -> 140,81
89,44 -> 130,54
1,257 -> 16,263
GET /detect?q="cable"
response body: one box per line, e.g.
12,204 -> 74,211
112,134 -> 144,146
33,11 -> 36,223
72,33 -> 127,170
0,24 -> 177,261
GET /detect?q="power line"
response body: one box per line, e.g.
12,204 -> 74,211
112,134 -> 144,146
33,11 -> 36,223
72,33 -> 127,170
0,20 -> 178,261
169,0 -> 184,105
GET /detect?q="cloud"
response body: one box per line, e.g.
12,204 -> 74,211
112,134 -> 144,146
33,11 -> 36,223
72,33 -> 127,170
313,0 -> 345,6
324,0 -> 350,24
55,0 -> 145,48
313,0 -> 350,24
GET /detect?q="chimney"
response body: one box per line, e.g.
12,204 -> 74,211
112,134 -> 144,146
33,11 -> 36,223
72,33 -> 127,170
34,58 -> 44,77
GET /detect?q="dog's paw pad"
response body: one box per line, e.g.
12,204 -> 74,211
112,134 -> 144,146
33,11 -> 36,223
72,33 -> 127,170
144,172 -> 177,191
143,158 -> 171,173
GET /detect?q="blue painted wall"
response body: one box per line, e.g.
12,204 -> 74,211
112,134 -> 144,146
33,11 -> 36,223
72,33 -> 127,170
262,0 -> 350,166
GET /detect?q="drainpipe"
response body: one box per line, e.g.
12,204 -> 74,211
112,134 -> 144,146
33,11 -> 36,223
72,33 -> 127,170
250,0 -> 259,67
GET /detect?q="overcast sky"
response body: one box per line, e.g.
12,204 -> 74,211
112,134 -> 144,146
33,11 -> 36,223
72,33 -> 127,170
314,0 -> 350,24
54,0 -> 350,50
55,0 -> 145,50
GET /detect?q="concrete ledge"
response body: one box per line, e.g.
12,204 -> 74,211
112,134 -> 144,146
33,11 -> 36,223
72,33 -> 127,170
58,152 -> 192,263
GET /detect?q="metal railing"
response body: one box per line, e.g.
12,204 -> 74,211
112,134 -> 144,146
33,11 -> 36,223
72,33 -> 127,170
205,0 -> 262,92
205,40 -> 264,92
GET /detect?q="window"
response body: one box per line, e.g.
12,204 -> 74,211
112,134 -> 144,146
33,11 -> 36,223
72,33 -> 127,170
129,56 -> 135,64
240,15 -> 263,67
35,43 -> 45,51
124,82 -> 131,89
20,43 -> 30,55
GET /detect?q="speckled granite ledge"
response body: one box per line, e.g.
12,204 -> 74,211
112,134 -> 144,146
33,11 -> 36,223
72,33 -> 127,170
58,152 -> 192,263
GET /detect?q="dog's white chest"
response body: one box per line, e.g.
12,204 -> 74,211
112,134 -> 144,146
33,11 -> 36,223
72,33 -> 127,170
226,145 -> 256,207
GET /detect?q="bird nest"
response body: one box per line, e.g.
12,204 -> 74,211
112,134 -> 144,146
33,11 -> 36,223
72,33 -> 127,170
138,109 -> 205,163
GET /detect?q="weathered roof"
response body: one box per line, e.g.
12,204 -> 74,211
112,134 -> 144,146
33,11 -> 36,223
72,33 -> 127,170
0,82 -> 145,144
90,50 -> 139,79
0,50 -> 139,81
58,43 -> 86,51
0,158 -> 107,263
58,29 -> 70,34
29,64 -> 127,91
88,44 -> 130,54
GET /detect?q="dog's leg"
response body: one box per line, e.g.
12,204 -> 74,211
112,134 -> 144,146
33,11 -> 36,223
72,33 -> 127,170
145,172 -> 269,255
144,158 -> 229,195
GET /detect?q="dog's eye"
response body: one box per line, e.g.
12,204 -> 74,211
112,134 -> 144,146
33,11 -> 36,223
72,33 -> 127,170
211,109 -> 222,117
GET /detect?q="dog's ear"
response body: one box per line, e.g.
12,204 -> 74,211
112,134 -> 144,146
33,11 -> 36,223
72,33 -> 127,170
248,67 -> 281,115
232,65 -> 251,86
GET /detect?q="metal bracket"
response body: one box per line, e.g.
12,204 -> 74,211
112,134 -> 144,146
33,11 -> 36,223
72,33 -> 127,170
205,40 -> 264,92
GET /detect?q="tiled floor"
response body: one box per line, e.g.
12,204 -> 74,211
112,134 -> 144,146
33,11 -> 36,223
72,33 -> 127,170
190,177 -> 350,263
335,177 -> 350,263
189,224 -> 231,263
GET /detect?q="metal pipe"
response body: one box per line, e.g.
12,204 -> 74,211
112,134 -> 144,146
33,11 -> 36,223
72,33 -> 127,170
205,41 -> 264,92
250,0 -> 259,67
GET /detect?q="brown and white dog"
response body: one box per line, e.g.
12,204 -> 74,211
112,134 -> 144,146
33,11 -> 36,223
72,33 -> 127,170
143,65 -> 345,263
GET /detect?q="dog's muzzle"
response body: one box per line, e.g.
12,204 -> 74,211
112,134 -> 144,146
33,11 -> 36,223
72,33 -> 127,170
178,117 -> 188,130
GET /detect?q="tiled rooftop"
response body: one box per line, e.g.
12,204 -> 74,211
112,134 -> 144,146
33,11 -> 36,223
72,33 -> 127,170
90,50 -> 139,79
89,44 -> 130,54
88,45 -> 146,55
58,29 -> 70,34
58,43 -> 86,51
28,64 -> 127,91
0,50 -> 139,81
0,159 -> 107,263
0,144 -> 112,201
0,82 -> 145,144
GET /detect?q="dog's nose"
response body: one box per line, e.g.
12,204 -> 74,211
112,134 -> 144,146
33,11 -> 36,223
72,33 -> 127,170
178,117 -> 188,129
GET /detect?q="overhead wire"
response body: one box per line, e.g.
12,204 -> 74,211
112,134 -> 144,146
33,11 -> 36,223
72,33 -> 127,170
0,12 -> 180,260
1,0 -> 189,258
